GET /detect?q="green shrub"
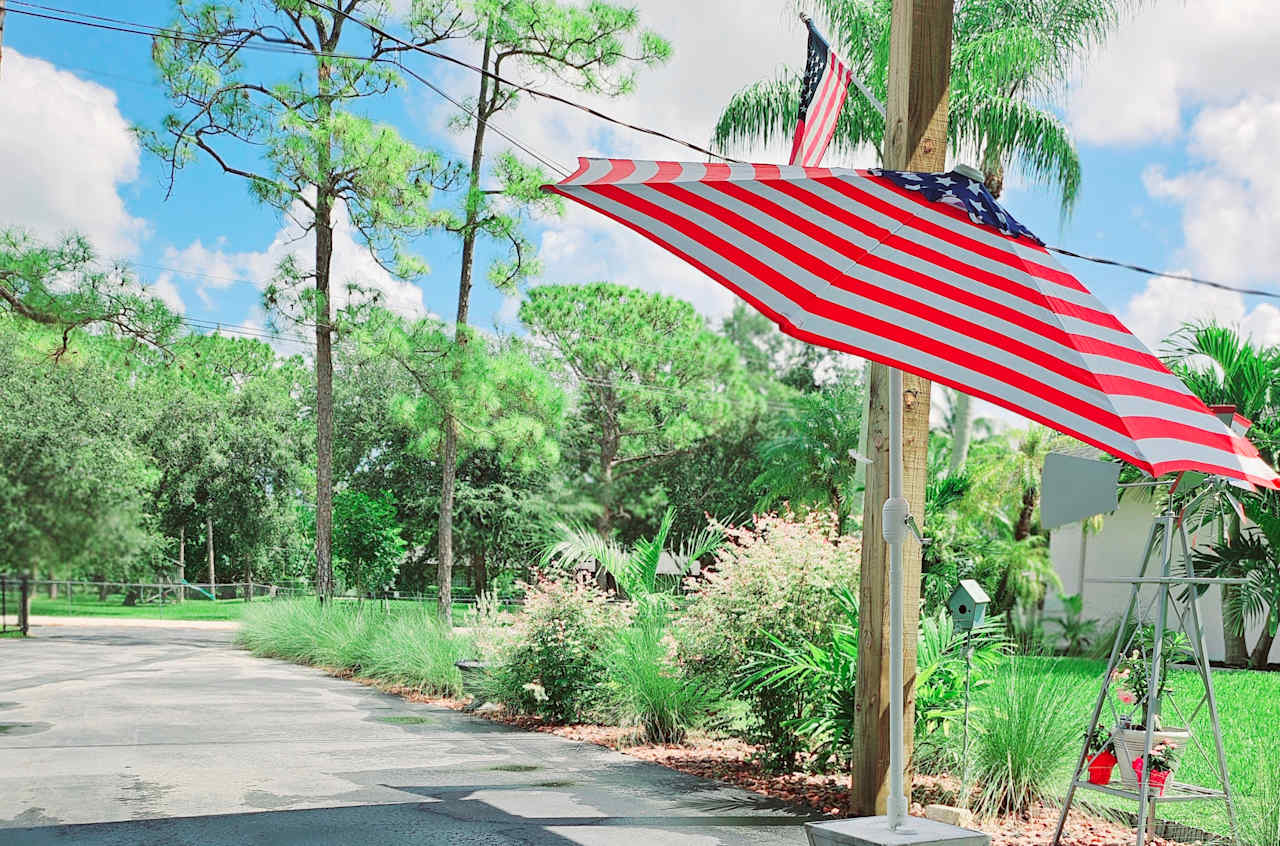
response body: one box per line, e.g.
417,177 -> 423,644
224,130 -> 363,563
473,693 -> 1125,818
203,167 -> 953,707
735,587 -> 860,771
238,599 -> 468,697
673,512 -> 859,771
735,594 -> 1007,774
483,576 -> 625,722
966,657 -> 1084,817
602,612 -> 717,744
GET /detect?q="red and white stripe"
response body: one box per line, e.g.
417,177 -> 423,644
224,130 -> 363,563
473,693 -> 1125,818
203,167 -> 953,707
790,53 -> 853,167
547,159 -> 1280,490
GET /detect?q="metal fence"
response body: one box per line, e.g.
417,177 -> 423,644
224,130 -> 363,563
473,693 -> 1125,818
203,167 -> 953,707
1,574 -> 30,636
25,579 -> 308,609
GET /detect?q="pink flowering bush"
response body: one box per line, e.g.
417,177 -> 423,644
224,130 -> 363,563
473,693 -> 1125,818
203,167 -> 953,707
484,574 -> 629,722
672,511 -> 859,770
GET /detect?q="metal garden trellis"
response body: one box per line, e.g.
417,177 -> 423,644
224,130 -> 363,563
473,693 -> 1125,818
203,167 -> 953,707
542,157 -> 1280,831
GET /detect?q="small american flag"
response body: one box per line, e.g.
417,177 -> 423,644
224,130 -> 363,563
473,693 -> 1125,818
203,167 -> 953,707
546,159 -> 1280,490
790,16 -> 853,167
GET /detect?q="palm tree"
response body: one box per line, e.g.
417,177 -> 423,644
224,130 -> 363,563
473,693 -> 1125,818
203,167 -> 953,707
752,378 -> 866,534
713,0 -> 1140,469
1164,321 -> 1280,665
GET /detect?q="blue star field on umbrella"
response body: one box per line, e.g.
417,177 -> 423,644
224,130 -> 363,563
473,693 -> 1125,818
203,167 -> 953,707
868,168 -> 1044,245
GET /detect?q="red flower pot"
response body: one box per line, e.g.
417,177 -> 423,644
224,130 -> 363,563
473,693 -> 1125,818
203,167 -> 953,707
1088,750 -> 1117,785
1131,758 -> 1170,794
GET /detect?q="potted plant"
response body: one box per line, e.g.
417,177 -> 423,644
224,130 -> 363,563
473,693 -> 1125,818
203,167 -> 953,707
1085,725 -> 1117,785
1108,628 -> 1193,787
1132,741 -> 1179,795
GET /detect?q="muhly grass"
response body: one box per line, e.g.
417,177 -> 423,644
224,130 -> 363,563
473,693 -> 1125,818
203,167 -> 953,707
602,615 -> 716,745
1238,764 -> 1280,846
965,657 -> 1088,818
238,599 -> 471,697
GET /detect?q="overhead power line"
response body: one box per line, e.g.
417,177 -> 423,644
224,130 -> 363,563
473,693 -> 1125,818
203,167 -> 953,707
297,0 -> 744,165
9,1 -> 1280,302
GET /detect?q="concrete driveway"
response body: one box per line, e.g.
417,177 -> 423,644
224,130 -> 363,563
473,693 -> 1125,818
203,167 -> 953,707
0,624 -> 813,845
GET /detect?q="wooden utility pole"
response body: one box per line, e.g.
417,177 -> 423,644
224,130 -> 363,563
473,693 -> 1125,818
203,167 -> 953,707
852,0 -> 954,817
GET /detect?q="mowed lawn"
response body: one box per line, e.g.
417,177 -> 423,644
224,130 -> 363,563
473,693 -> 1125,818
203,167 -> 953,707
27,593 -> 517,623
1014,656 -> 1279,834
29,594 -> 248,621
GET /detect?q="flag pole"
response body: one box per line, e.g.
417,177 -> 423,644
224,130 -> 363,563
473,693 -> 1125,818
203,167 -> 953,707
886,367 -> 908,828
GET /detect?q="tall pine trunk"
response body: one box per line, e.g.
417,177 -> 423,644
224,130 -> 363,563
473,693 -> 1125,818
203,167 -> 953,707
438,422 -> 458,624
177,525 -> 185,602
314,187 -> 335,601
313,51 -> 336,602
438,26 -> 494,626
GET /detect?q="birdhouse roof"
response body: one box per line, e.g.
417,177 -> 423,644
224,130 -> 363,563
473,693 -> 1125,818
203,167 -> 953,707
952,579 -> 990,605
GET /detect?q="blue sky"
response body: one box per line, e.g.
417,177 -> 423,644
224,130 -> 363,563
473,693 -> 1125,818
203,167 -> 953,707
4,0 -> 1280,379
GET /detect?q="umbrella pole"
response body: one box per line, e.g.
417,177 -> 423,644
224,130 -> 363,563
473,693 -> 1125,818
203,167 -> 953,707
885,366 -> 909,829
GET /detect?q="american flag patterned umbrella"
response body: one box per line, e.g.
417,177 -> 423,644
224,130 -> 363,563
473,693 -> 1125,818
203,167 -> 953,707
546,158 -> 1280,490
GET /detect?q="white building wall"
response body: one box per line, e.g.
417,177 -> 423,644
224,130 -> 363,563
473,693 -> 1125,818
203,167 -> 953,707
1048,499 -> 1280,664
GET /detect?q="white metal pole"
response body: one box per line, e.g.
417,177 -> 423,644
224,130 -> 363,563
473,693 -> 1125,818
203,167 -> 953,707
884,366 -> 908,829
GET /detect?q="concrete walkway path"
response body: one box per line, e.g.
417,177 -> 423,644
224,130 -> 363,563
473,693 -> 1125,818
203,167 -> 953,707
0,624 -> 813,845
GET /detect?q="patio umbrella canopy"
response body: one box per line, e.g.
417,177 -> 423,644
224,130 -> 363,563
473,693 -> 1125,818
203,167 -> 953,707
545,158 -> 1280,490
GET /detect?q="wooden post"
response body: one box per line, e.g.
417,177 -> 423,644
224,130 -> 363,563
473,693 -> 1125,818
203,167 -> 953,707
852,0 -> 953,817
206,514 -> 216,600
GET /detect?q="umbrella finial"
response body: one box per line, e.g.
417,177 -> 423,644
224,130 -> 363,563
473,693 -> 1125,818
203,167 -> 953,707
799,11 -> 811,23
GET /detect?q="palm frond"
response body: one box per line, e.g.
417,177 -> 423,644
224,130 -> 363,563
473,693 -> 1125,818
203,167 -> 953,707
540,520 -> 629,582
712,75 -> 802,158
948,91 -> 1082,214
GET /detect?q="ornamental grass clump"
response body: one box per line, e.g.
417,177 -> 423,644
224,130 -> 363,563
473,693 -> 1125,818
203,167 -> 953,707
361,605 -> 470,697
967,658 -> 1083,817
1240,765 -> 1280,846
238,599 -> 468,697
603,612 -> 717,745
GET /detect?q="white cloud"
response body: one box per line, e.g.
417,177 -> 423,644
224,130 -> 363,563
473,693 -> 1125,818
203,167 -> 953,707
1069,0 -> 1280,145
146,273 -> 187,315
1122,274 -> 1280,352
162,199 -> 428,320
1141,97 -> 1280,285
0,50 -> 147,256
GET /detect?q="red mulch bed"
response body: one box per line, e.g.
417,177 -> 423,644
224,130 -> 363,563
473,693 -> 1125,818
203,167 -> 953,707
342,674 -> 1180,846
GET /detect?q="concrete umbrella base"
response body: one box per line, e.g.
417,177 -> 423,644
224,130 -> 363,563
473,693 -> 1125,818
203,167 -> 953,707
806,816 -> 990,846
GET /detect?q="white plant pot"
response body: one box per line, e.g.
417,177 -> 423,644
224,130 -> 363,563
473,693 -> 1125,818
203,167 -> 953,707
1112,727 -> 1190,788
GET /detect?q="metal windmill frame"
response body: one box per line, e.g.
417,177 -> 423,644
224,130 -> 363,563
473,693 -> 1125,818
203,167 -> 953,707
1051,489 -> 1241,846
